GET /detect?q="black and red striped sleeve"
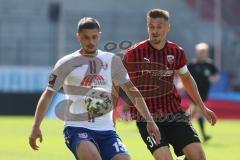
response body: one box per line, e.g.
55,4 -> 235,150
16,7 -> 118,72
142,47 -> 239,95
175,48 -> 188,70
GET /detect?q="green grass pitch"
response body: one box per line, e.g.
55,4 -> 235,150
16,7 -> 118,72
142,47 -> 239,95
0,116 -> 240,160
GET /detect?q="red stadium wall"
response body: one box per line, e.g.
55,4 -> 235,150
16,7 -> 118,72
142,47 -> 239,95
115,98 -> 240,120
181,98 -> 240,119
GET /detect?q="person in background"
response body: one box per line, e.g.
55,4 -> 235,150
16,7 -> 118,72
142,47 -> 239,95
187,42 -> 220,142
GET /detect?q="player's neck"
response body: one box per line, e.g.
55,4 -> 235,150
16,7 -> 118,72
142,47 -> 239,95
197,58 -> 207,63
149,39 -> 167,50
80,49 -> 98,57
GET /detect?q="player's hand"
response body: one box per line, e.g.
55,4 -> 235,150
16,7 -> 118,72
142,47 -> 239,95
29,126 -> 43,150
146,121 -> 161,144
202,107 -> 217,126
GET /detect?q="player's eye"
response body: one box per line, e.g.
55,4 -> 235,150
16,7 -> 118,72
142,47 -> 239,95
149,25 -> 155,30
92,35 -> 98,39
83,36 -> 90,40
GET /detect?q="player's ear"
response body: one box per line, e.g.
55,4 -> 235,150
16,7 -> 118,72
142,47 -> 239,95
76,33 -> 80,41
167,23 -> 170,32
95,31 -> 101,41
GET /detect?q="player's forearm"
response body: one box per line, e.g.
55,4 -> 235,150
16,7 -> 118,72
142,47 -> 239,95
134,94 -> 154,122
33,90 -> 54,127
180,73 -> 205,110
120,82 -> 154,121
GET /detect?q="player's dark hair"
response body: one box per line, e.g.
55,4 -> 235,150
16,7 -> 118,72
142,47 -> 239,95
77,17 -> 100,33
147,9 -> 169,21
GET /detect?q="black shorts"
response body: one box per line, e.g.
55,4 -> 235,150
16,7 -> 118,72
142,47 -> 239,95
136,111 -> 200,156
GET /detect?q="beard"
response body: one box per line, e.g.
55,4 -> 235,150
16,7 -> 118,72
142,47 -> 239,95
151,38 -> 161,44
85,50 -> 96,54
85,45 -> 97,53
81,48 -> 97,56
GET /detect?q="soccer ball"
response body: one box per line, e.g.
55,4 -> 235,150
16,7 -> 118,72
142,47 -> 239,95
84,88 -> 112,116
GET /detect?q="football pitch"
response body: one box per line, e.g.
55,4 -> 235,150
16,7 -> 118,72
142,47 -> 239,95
0,116 -> 240,160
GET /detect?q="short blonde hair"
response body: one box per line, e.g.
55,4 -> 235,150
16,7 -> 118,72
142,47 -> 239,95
195,42 -> 209,51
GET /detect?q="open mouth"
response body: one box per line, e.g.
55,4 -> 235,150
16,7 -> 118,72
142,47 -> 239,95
87,45 -> 95,49
152,35 -> 160,38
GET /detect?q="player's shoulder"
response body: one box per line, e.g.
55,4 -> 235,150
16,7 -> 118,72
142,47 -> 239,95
54,50 -> 80,68
97,50 -> 116,62
97,49 -> 115,57
126,39 -> 148,53
167,40 -> 185,51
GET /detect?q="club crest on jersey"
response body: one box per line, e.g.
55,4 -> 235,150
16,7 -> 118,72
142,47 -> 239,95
167,55 -> 174,64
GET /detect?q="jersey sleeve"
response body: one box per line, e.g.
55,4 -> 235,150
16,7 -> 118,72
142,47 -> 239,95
111,55 -> 130,86
187,63 -> 193,72
210,63 -> 219,75
175,48 -> 188,70
46,60 -> 66,92
122,51 -> 128,67
122,48 -> 132,68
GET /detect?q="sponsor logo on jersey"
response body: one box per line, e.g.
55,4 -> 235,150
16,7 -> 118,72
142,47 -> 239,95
81,75 -> 106,86
80,60 -> 107,86
142,69 -> 173,77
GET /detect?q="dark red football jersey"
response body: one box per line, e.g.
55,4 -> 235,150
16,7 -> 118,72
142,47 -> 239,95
123,40 -> 188,119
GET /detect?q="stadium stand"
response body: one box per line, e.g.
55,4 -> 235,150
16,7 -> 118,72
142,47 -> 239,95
0,0 -> 239,117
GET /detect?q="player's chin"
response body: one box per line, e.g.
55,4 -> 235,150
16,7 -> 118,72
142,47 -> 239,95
151,38 -> 161,44
86,48 -> 97,54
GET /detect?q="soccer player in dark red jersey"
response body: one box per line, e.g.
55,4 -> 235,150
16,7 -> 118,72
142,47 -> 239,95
121,9 -> 217,160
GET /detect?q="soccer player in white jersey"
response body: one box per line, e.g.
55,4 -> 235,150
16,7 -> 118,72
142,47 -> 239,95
29,17 -> 160,160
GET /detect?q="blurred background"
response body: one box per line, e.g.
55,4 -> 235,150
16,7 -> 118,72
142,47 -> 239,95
0,0 -> 240,115
0,0 -> 240,159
